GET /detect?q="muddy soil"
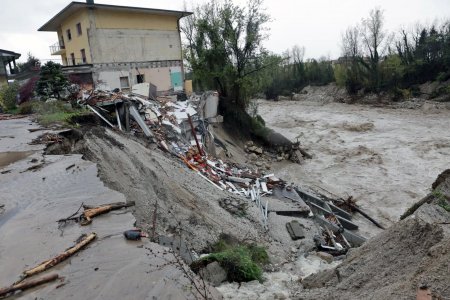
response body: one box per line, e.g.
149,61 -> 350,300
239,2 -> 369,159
78,127 -> 266,252
258,100 -> 450,237
0,118 -> 221,299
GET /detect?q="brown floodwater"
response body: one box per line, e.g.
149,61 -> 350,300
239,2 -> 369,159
258,100 -> 450,237
0,151 -> 34,168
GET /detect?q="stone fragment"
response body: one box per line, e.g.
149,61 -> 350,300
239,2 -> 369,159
199,261 -> 227,286
316,251 -> 334,264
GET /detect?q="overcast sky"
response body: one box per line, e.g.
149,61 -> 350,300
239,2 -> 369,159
1,0 -> 449,63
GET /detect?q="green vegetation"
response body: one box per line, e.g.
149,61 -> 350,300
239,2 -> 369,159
0,82 -> 19,111
183,0 -> 270,111
433,190 -> 450,212
27,101 -> 86,126
340,9 -> 450,96
192,236 -> 269,283
36,61 -> 69,99
184,2 -> 450,103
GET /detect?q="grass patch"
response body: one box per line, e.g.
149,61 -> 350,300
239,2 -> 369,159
36,112 -> 81,126
192,235 -> 269,283
29,101 -> 87,127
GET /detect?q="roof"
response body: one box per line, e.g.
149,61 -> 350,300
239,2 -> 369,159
38,1 -> 193,32
0,49 -> 21,60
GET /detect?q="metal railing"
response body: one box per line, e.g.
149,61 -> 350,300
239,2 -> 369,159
49,42 -> 65,55
64,58 -> 89,66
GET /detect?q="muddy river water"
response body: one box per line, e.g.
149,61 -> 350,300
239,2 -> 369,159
259,100 -> 450,236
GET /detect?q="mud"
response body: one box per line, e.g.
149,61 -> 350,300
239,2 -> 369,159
0,118 -> 221,299
258,100 -> 450,237
0,151 -> 34,168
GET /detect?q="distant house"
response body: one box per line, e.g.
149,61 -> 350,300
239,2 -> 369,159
0,49 -> 21,86
38,0 -> 192,93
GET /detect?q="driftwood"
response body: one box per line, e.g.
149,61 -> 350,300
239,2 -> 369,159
80,202 -> 135,225
18,233 -> 96,283
0,273 -> 59,298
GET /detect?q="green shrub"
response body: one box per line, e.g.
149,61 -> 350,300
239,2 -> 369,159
193,237 -> 269,283
18,101 -> 34,114
0,82 -> 19,111
31,101 -> 86,126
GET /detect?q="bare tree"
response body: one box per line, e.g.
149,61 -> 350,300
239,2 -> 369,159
341,26 -> 361,59
291,45 -> 305,64
359,7 -> 392,90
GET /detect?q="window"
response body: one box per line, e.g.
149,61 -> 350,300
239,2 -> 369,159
136,74 -> 144,84
76,23 -> 82,35
66,29 -> 72,41
81,49 -> 86,63
70,53 -> 75,65
120,76 -> 130,89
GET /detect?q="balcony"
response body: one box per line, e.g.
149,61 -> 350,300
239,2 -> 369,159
50,42 -> 65,55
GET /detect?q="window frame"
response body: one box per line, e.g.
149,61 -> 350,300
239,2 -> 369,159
66,29 -> 72,41
120,76 -> 130,89
70,53 -> 75,65
80,49 -> 86,64
76,23 -> 82,36
136,74 -> 145,84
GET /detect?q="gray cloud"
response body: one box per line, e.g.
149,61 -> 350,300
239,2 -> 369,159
1,0 -> 448,62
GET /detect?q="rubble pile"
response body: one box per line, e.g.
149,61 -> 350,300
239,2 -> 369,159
76,88 -> 291,228
73,87 -> 371,257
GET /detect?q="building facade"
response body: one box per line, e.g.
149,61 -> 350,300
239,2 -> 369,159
39,1 -> 191,93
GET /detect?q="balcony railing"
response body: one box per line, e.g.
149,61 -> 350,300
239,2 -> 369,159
64,58 -> 90,67
50,42 -> 65,55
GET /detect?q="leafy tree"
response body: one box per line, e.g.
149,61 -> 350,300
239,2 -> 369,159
182,0 -> 270,111
0,82 -> 19,111
36,61 -> 68,99
16,52 -> 41,73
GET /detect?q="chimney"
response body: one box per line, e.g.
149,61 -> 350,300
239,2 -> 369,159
86,0 -> 94,4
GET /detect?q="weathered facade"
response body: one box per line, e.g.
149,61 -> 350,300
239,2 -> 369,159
38,1 -> 191,94
0,49 -> 21,86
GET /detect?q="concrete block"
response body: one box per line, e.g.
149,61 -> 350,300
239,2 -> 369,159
286,220 -> 305,240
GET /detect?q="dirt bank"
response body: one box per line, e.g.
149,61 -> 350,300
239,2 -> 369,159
296,170 -> 450,300
258,99 -> 450,237
75,127 -> 266,253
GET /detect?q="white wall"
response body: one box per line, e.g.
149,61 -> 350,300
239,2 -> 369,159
95,66 -> 176,92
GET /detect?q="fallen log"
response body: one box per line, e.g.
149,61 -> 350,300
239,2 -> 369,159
18,233 -> 96,282
0,274 -> 59,298
81,202 -> 135,225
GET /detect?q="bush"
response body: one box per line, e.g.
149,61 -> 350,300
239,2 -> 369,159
18,101 -> 34,114
0,82 -> 19,111
192,237 -> 269,283
19,77 -> 39,104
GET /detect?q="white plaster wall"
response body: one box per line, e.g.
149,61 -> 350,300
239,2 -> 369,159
96,70 -> 127,91
95,67 -> 174,92
132,68 -> 171,91
90,29 -> 181,64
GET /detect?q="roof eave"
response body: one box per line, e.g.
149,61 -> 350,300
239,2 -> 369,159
38,1 -> 193,32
